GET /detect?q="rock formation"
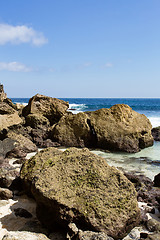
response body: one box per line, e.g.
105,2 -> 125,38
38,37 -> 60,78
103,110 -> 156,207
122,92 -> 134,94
20,147 -> 140,239
51,104 -> 153,152
0,84 -> 7,102
22,94 -> 69,124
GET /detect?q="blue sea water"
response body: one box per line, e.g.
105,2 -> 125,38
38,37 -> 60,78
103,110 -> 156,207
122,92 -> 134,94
11,97 -> 160,179
11,98 -> 160,127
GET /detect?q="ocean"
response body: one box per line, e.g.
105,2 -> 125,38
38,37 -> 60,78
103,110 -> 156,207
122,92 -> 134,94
11,97 -> 160,180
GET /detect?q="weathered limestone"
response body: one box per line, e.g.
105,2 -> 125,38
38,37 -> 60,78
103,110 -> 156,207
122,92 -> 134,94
22,94 -> 69,124
51,104 -> 153,152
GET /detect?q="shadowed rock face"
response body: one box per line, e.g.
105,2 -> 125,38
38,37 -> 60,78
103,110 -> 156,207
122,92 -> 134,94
22,94 -> 69,124
51,104 -> 153,153
152,126 -> 160,141
0,138 -> 16,158
21,147 -> 140,239
7,131 -> 37,157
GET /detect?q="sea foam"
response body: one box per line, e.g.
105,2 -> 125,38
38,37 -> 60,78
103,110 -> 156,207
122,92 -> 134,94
68,103 -> 87,114
148,117 -> 160,128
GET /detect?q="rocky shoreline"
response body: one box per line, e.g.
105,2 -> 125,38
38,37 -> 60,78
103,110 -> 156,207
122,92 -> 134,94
0,85 -> 160,240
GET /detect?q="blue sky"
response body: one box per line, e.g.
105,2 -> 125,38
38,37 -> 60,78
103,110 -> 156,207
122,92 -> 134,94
0,0 -> 160,98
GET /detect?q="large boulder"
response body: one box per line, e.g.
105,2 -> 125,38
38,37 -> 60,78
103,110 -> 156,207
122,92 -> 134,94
51,104 -> 153,152
20,147 -> 140,239
22,94 -> 69,124
51,112 -> 92,147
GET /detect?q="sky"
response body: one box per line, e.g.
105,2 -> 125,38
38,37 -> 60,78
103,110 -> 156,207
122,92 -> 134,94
0,0 -> 160,98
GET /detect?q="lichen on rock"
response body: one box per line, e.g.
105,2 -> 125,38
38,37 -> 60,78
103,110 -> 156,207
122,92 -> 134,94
20,147 -> 140,239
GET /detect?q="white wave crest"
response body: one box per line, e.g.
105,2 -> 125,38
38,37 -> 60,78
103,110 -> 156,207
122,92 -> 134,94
68,103 -> 87,114
148,117 -> 160,128
15,102 -> 28,106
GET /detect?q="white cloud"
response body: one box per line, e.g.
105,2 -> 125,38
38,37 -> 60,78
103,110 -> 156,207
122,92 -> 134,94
0,23 -> 48,46
104,62 -> 113,68
0,62 -> 32,72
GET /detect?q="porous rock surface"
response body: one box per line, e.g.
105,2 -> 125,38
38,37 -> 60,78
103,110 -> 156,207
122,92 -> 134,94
25,113 -> 50,129
0,138 -> 16,158
52,104 -> 153,152
7,131 -> 37,156
20,147 -> 140,239
0,103 -> 22,135
22,94 -> 69,124
152,126 -> 160,141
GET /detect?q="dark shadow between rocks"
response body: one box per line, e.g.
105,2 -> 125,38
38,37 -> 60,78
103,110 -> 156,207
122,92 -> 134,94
86,118 -> 98,147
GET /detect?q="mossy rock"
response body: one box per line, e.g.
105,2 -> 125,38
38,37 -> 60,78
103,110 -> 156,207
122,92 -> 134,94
21,147 -> 140,239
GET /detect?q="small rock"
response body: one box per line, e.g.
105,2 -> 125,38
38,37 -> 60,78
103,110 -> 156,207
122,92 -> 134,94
145,207 -> 155,214
0,168 -> 19,189
151,126 -> 160,141
140,209 -> 148,223
146,218 -> 160,232
2,231 -> 50,240
67,223 -> 79,239
14,208 -> 32,218
0,187 -> 13,199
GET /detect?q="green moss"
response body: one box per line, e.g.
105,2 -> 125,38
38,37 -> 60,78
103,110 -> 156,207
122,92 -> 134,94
44,158 -> 55,167
70,168 -> 100,188
20,147 -> 140,238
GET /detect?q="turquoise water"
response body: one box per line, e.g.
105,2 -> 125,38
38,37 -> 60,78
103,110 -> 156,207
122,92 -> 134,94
92,141 -> 160,180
